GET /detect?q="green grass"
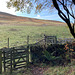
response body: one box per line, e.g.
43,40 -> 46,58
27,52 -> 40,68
1,65 -> 75,75
44,65 -> 75,75
0,25 -> 73,48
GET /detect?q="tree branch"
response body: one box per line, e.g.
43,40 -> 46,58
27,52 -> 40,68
57,0 -> 75,19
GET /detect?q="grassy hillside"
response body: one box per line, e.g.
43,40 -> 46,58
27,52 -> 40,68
0,11 -> 66,26
0,12 -> 73,48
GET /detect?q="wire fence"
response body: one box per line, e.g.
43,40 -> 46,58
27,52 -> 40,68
0,35 -> 74,48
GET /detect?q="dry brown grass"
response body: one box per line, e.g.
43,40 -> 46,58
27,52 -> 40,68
0,12 -> 66,26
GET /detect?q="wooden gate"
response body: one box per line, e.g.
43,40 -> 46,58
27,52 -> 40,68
44,35 -> 57,45
2,46 -> 29,73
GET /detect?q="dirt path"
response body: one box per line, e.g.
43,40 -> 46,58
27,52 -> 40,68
29,65 -> 49,75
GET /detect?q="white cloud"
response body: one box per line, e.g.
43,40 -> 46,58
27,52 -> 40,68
37,15 -> 40,18
34,15 -> 41,19
0,0 -> 16,15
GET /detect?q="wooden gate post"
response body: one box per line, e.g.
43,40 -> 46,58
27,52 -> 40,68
3,51 -> 6,72
10,50 -> 12,73
13,48 -> 16,70
26,36 -> 29,69
27,36 -> 32,63
26,45 -> 29,69
0,50 -> 2,74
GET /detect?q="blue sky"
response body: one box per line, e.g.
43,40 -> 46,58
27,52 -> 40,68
0,0 -> 64,22
16,10 -> 64,22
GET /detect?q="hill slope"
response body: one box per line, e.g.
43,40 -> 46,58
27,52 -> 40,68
0,12 -> 66,26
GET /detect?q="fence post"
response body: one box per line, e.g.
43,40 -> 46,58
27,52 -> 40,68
27,36 -> 29,45
0,50 -> 2,74
8,38 -> 9,48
